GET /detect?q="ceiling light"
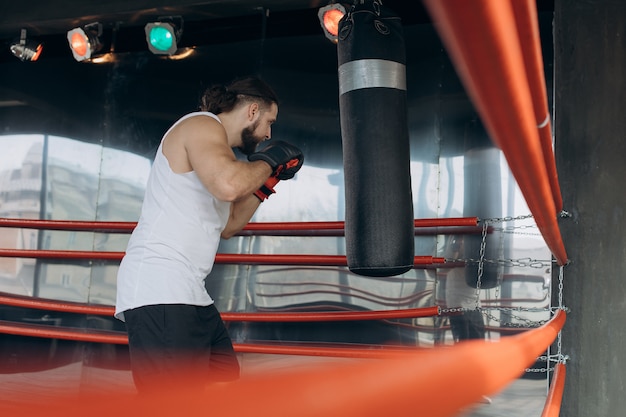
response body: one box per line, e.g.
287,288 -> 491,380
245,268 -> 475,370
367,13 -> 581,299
145,17 -> 183,55
9,29 -> 43,62
318,3 -> 347,43
67,23 -> 103,62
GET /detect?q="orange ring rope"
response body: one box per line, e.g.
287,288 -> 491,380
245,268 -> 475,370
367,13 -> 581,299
0,248 -> 126,260
511,0 -> 563,212
0,319 -> 427,358
422,0 -> 568,265
233,342 -> 424,359
0,320 -> 429,358
4,310 -> 566,417
0,218 -> 137,232
0,320 -> 128,345
0,249 -> 445,267
222,306 -> 440,322
541,362 -> 567,417
0,216 -> 478,235
0,291 -> 114,315
0,290 -> 440,321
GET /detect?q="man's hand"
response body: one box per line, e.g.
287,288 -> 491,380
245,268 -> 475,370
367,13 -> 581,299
248,140 -> 304,180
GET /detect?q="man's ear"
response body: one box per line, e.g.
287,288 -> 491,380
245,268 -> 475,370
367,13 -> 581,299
247,102 -> 260,121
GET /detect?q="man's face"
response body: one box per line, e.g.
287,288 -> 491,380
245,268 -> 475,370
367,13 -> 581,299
239,102 -> 278,156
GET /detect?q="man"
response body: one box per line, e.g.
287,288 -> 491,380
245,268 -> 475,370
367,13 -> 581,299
115,76 -> 303,394
444,236 -> 490,404
444,236 -> 486,342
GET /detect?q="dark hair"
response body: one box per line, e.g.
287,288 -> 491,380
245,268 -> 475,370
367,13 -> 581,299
200,76 -> 279,115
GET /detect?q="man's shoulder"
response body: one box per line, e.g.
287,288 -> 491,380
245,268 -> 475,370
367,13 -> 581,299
177,111 -> 220,125
173,112 -> 224,139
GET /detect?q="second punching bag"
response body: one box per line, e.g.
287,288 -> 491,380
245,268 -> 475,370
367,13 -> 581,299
337,0 -> 414,277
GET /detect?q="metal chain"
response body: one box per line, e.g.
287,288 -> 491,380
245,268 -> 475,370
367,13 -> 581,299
558,265 -> 564,310
440,306 -> 548,328
480,214 -> 535,223
555,265 -> 570,364
439,307 -> 466,314
447,257 -> 552,269
456,213 -> 571,371
474,220 -> 488,309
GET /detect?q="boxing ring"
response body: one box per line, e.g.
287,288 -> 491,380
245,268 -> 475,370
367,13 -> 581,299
0,1 -> 569,416
0,215 -> 566,416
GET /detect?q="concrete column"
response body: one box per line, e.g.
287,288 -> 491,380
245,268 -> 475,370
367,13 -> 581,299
554,0 -> 626,416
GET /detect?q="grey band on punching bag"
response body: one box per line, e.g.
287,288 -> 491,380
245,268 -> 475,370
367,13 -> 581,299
338,0 -> 414,277
338,59 -> 406,95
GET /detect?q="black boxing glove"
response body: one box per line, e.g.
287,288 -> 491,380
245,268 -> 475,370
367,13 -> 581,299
248,140 -> 304,180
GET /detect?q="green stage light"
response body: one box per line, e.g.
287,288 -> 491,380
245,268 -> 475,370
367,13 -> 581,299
149,25 -> 173,51
145,18 -> 182,55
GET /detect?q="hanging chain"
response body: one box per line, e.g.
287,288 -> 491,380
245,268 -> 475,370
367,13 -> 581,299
554,265 -> 570,365
474,220 -> 489,310
440,214 -> 566,360
441,213 -> 570,371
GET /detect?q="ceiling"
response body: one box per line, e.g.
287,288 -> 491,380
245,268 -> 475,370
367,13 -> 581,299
0,0 -> 555,159
0,0 -> 555,62
0,1 -> 432,48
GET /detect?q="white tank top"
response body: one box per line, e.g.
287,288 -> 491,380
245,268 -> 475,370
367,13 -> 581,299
115,112 -> 231,321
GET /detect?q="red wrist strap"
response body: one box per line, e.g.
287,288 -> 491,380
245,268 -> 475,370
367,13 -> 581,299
254,176 -> 280,201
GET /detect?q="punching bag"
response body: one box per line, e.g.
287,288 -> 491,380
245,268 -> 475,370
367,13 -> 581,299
337,0 -> 414,277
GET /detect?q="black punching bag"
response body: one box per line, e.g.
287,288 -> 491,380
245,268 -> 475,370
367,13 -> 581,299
337,0 -> 414,277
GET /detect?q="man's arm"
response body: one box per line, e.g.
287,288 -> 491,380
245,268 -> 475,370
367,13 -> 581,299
180,116 -> 272,201
163,114 -> 301,238
221,194 -> 261,239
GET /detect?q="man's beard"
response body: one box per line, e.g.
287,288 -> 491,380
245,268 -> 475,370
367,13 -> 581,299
239,121 -> 262,156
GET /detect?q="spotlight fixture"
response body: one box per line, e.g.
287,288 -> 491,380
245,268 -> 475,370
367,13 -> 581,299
67,22 -> 103,62
9,29 -> 43,62
145,17 -> 183,55
318,3 -> 347,43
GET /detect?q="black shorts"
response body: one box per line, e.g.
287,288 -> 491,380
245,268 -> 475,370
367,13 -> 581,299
449,309 -> 486,342
124,303 -> 240,393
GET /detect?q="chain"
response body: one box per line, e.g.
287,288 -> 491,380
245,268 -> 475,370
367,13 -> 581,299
558,265 -> 564,309
440,306 -> 548,328
474,220 -> 488,309
447,257 -> 552,269
439,307 -> 466,314
459,213 -> 571,370
526,366 -> 553,373
482,309 -> 547,328
480,214 -> 535,223
555,265 -> 569,364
